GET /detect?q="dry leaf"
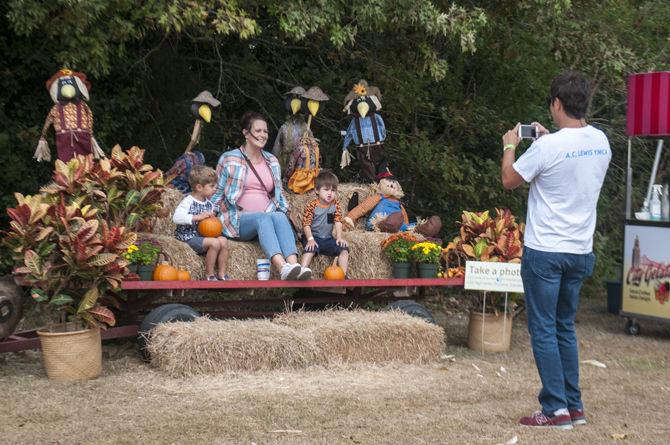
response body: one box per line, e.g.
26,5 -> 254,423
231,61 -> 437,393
611,433 -> 627,440
472,363 -> 481,372
495,435 -> 518,445
581,359 -> 607,368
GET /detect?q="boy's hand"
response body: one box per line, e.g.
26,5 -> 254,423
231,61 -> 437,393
336,237 -> 348,248
305,238 -> 319,252
193,211 -> 215,221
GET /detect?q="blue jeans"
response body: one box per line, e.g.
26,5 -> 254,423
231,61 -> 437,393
237,211 -> 297,260
521,246 -> 595,415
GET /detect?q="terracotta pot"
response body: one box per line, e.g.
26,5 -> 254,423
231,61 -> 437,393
467,311 -> 513,352
37,322 -> 102,381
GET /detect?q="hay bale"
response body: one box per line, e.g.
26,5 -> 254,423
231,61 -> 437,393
151,188 -> 184,237
147,317 -> 326,377
148,310 -> 445,376
274,310 -> 446,365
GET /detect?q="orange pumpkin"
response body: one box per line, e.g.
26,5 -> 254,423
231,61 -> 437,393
198,216 -> 223,238
177,269 -> 191,281
323,258 -> 346,280
153,262 -> 178,281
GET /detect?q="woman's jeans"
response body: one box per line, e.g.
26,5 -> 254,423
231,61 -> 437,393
237,211 -> 297,260
520,246 -> 595,416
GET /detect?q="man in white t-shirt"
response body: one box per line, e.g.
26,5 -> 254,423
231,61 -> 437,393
500,71 -> 611,429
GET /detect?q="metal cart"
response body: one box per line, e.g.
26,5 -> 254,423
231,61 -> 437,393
621,71 -> 670,335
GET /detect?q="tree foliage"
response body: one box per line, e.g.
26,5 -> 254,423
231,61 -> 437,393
1,0 -> 669,289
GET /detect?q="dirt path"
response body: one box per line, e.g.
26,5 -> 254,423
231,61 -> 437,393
2,298 -> 669,445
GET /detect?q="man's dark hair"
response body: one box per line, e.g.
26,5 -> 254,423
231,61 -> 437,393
315,170 -> 339,191
550,71 -> 591,119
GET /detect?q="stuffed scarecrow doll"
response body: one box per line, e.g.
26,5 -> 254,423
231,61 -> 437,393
344,171 -> 442,237
272,86 -> 313,182
34,68 -> 106,162
286,86 -> 329,194
340,80 -> 388,183
166,90 -> 221,193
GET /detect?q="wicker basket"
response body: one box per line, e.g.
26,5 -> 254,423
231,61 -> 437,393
37,323 -> 102,381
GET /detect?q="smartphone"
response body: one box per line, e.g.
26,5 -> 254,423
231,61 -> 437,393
518,125 -> 538,139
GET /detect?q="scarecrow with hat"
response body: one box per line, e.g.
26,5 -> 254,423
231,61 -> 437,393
286,86 -> 329,194
34,68 -> 106,162
344,168 -> 442,237
271,86 -> 313,181
167,90 -> 221,193
340,79 -> 388,183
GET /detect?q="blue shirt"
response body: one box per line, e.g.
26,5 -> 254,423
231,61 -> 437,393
342,114 -> 387,152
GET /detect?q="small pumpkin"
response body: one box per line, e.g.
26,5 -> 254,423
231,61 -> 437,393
198,216 -> 223,238
177,269 -> 191,281
153,262 -> 178,281
323,258 -> 346,280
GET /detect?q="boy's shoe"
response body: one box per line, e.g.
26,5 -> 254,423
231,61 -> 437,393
297,266 -> 312,280
569,409 -> 587,426
518,411 -> 573,429
218,275 -> 231,281
207,275 -> 218,281
280,263 -> 302,280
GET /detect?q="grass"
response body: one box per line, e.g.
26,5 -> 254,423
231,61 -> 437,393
1,295 -> 670,444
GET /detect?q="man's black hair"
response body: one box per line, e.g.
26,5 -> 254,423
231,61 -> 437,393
550,71 -> 591,120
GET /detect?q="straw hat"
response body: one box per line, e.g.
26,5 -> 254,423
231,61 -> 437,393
302,86 -> 330,102
285,86 -> 306,96
191,90 -> 221,107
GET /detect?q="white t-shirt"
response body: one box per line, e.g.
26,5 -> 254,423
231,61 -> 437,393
513,125 -> 611,254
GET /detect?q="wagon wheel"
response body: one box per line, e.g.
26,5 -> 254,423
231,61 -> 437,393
0,276 -> 25,339
386,300 -> 436,324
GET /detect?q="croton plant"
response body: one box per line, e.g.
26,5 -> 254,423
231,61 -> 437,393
444,208 -> 525,313
445,208 -> 524,264
2,146 -> 167,329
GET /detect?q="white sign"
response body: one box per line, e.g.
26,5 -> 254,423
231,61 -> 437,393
464,261 -> 525,293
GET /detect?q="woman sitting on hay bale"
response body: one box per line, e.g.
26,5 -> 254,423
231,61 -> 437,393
211,112 -> 308,281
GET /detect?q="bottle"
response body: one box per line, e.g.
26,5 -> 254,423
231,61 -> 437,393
662,184 -> 670,221
650,184 -> 662,220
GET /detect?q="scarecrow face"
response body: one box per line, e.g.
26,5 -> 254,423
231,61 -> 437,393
284,95 -> 305,115
352,96 -> 378,118
191,102 -> 213,122
56,77 -> 83,102
377,177 -> 404,199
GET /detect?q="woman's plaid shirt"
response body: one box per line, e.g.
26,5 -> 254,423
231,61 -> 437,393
211,147 -> 289,238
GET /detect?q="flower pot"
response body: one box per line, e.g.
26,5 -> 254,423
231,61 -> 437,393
467,311 -> 513,352
37,322 -> 102,381
417,263 -> 438,279
136,265 -> 155,281
392,262 -> 412,278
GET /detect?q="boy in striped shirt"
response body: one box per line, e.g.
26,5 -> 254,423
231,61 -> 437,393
173,165 -> 230,280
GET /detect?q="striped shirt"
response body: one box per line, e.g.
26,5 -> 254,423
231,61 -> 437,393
172,195 -> 214,241
211,148 -> 289,238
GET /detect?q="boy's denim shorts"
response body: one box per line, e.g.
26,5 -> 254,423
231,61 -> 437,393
186,236 -> 206,255
301,235 -> 348,257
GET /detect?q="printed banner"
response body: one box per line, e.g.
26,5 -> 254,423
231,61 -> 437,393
622,224 -> 670,319
464,261 -> 524,293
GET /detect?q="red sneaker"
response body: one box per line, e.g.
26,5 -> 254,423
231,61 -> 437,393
518,411 -> 573,429
569,409 -> 587,426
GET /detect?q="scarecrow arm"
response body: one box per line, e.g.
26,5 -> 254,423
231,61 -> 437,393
34,108 -> 55,162
345,194 -> 381,225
